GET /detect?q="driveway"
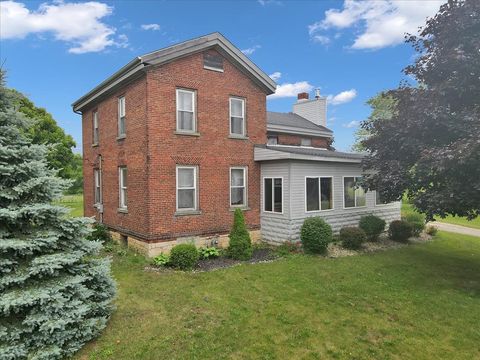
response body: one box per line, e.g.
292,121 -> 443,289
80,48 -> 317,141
430,221 -> 480,237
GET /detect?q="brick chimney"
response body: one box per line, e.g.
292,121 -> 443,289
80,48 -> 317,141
293,90 -> 327,127
297,92 -> 309,101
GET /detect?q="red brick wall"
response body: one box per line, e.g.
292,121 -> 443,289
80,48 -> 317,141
81,49 -> 267,242
272,133 -> 330,148
145,49 -> 266,239
82,76 -> 150,236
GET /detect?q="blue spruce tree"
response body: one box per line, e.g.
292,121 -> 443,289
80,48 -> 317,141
0,72 -> 116,359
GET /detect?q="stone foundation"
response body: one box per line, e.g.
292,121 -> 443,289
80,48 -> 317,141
110,230 -> 262,258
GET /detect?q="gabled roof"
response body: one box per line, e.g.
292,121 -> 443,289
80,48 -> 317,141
254,144 -> 364,163
72,32 -> 277,112
267,111 -> 333,138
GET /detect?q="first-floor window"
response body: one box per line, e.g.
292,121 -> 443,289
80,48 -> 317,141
344,176 -> 366,208
230,167 -> 247,207
176,166 -> 197,211
264,177 -> 282,213
119,166 -> 127,209
94,169 -> 101,204
306,177 -> 333,212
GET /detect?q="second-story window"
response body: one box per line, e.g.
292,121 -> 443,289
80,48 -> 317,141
118,96 -> 126,137
267,136 -> 278,145
93,111 -> 99,144
176,89 -> 196,133
230,97 -> 245,137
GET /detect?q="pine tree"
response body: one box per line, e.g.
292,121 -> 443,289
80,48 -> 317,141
0,72 -> 116,359
227,209 -> 252,260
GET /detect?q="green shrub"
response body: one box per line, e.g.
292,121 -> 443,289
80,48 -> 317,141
169,244 -> 199,270
340,227 -> 367,250
426,225 -> 438,236
403,212 -> 426,236
300,217 -> 332,254
153,253 -> 170,266
199,247 -> 220,259
359,215 -> 386,241
276,241 -> 299,256
87,222 -> 112,243
389,220 -> 413,242
227,209 -> 253,260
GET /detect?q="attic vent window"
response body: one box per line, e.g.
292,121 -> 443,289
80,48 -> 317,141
203,53 -> 224,72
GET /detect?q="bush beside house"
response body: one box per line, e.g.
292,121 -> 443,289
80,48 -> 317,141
359,215 -> 386,241
300,217 -> 332,254
227,209 -> 253,260
389,220 -> 413,242
169,244 -> 199,270
340,227 -> 367,250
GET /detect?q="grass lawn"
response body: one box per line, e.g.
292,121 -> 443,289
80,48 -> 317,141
77,232 -> 480,360
56,194 -> 83,217
402,202 -> 480,229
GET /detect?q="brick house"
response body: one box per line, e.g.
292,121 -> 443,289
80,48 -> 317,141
73,33 -> 400,256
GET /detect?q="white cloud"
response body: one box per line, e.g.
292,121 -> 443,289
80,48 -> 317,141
0,1 -> 127,54
241,45 -> 261,55
141,23 -> 160,31
258,0 -> 283,6
327,89 -> 357,105
311,35 -> 330,45
268,81 -> 314,99
343,120 -> 360,128
269,72 -> 282,81
309,0 -> 445,50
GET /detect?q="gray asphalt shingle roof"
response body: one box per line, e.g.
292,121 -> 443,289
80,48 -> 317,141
256,144 -> 364,160
267,111 -> 333,133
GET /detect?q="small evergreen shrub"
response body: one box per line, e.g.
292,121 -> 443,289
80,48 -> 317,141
359,215 -> 386,241
153,253 -> 170,266
300,217 -> 332,254
169,244 -> 199,270
227,209 -> 253,260
426,225 -> 438,236
403,213 -> 426,236
389,220 -> 413,242
87,222 -> 112,243
339,227 -> 367,250
199,247 -> 220,259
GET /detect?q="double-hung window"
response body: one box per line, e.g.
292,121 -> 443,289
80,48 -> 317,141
119,167 -> 128,209
176,89 -> 196,132
94,169 -> 101,205
176,166 -> 197,211
93,111 -> 99,144
230,167 -> 247,207
306,177 -> 333,212
118,96 -> 126,137
264,177 -> 282,213
343,176 -> 366,208
230,97 -> 245,136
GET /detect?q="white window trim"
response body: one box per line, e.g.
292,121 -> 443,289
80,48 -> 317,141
342,176 -> 367,209
176,165 -> 198,212
118,96 -> 126,137
263,176 -> 284,214
230,167 -> 248,208
93,111 -> 99,144
94,169 -> 102,205
229,97 -> 246,137
176,89 -> 196,133
119,167 -> 127,209
304,176 -> 334,213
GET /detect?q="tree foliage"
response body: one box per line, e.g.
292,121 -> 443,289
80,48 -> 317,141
227,209 -> 253,260
6,87 -> 83,193
0,72 -> 115,359
361,0 -> 480,220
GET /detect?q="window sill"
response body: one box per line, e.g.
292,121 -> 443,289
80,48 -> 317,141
174,210 -> 202,217
228,135 -> 249,140
174,131 -> 201,137
116,135 -> 126,141
229,206 -> 250,212
92,143 -> 99,148
117,207 -> 128,213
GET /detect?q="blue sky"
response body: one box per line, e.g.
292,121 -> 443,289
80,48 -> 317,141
0,0 -> 444,152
